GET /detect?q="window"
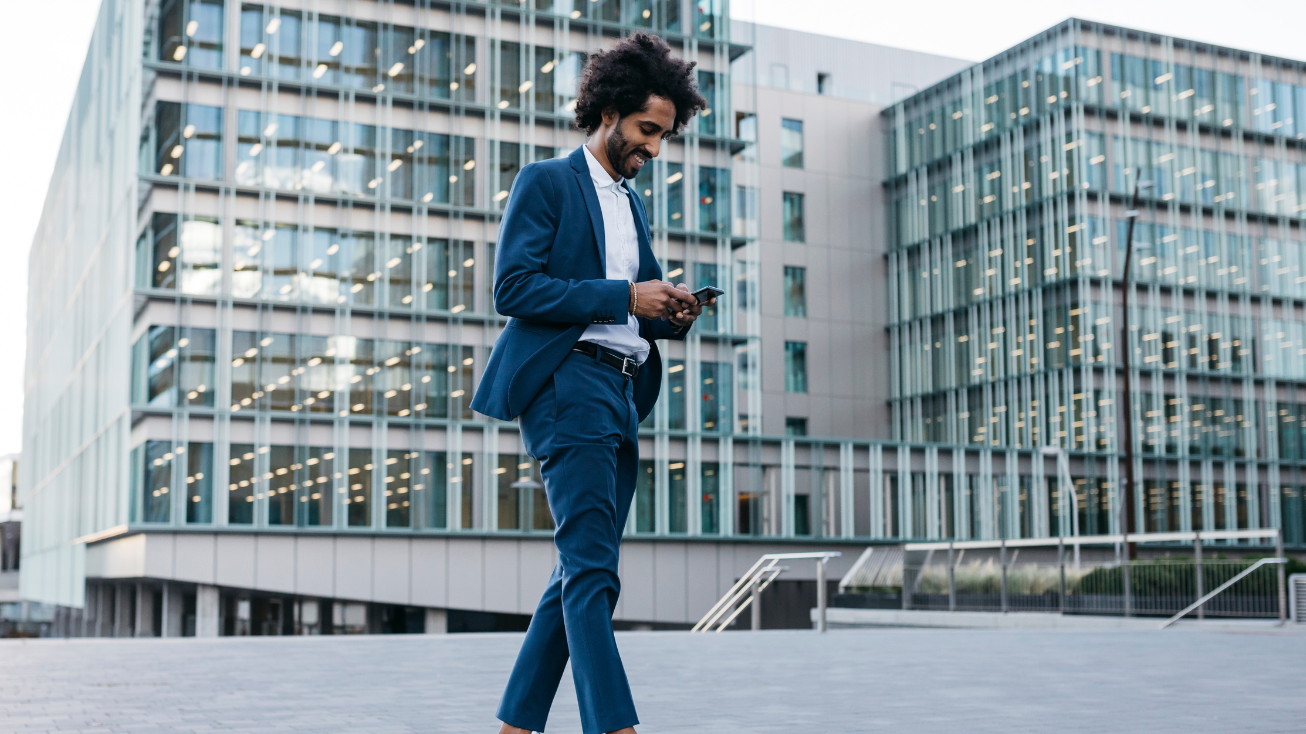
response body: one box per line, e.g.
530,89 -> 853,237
667,359 -> 686,430
141,441 -> 174,523
697,71 -> 725,136
348,449 -> 373,527
700,361 -> 732,432
784,266 -> 807,317
159,0 -> 224,69
228,444 -> 255,524
781,119 -> 803,168
635,460 -> 656,533
783,192 -> 805,242
694,263 -> 720,332
785,417 -> 808,436
151,102 -> 223,180
735,112 -> 757,142
733,185 -> 758,238
785,341 -> 807,393
669,461 -> 687,533
817,73 -> 832,95
141,214 -> 221,294
701,462 -> 720,535
133,326 -> 216,408
698,166 -> 730,233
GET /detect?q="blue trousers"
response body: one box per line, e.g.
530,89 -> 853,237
497,351 -> 640,734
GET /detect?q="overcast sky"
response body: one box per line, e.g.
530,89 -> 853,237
0,0 -> 1303,456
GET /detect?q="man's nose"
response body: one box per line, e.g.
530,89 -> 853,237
645,138 -> 661,159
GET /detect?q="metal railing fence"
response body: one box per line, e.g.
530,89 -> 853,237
892,529 -> 1288,622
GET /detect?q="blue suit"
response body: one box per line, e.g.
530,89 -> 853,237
473,146 -> 689,734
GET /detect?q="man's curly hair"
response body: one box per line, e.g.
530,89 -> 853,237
574,32 -> 707,136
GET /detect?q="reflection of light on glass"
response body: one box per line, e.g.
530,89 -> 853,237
450,82 -> 459,91
263,123 -> 278,137
182,125 -> 195,138
463,258 -> 474,268
186,20 -> 198,36
463,160 -> 475,170
570,10 -> 581,18
265,18 -> 280,34
326,244 -> 339,255
372,84 -> 385,92
493,190 -> 509,202
248,143 -> 263,156
666,171 -> 683,184
170,145 -> 184,158
388,62 -> 404,77
172,46 -> 187,61
327,141 -> 341,155
518,81 -> 533,93
540,60 -> 555,74
329,41 -> 343,57
313,64 -> 327,79
643,8 -> 651,17
311,161 -> 325,172
448,175 -> 458,183
160,163 -> 174,176
497,100 -> 510,109
388,159 -> 403,171
250,43 -> 265,59
240,67 -> 250,76
421,193 -> 434,202
464,63 -> 476,75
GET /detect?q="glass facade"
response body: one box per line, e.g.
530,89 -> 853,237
22,12 -> 1306,612
884,20 -> 1306,542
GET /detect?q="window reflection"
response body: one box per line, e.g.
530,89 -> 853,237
159,0 -> 224,69
228,443 -> 255,524
348,449 -> 372,526
698,166 -> 729,233
151,102 -> 222,180
133,325 -> 216,408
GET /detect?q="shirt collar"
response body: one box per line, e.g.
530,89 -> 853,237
582,144 -> 626,192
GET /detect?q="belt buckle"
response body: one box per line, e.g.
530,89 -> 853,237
620,357 -> 636,379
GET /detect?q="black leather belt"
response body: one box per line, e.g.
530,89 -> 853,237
572,340 -> 639,379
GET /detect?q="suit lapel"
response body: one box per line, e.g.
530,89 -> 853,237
568,146 -> 607,273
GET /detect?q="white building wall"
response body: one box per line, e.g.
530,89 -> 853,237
20,0 -> 142,607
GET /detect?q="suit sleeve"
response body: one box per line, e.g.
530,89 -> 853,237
493,164 -> 631,325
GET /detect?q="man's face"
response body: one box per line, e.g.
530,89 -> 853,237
602,95 -> 676,179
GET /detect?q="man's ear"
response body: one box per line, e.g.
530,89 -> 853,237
601,108 -> 620,128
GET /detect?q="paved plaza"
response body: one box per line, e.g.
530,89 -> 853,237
2,627 -> 1304,733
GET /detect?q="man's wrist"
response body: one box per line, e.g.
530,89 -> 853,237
628,281 -> 637,314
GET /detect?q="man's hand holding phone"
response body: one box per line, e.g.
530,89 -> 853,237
630,281 -> 719,326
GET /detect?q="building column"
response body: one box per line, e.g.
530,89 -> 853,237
196,585 -> 220,637
424,608 -> 447,634
113,584 -> 132,637
165,583 -> 184,637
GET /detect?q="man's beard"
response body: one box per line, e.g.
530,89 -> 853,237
605,122 -> 649,179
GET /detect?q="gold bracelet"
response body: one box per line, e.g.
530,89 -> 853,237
629,281 -> 637,314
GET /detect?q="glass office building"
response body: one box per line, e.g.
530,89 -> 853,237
20,10 -> 1305,633
885,20 -> 1306,544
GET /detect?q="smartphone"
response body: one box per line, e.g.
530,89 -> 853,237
689,285 -> 724,303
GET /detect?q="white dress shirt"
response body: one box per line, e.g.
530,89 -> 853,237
580,145 -> 650,364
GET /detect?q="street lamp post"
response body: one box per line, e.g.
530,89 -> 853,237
1120,169 -> 1153,614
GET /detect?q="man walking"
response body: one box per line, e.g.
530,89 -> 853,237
470,32 -> 711,734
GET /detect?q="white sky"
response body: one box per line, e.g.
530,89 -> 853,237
0,0 -> 1303,456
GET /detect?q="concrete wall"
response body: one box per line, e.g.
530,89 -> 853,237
86,532 -> 864,625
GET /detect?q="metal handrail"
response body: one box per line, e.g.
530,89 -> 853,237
1158,558 -> 1287,629
905,528 -> 1280,552
692,551 -> 841,633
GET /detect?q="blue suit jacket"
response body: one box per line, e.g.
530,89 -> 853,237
470,146 -> 688,422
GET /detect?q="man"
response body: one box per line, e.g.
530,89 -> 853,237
470,32 -> 711,734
